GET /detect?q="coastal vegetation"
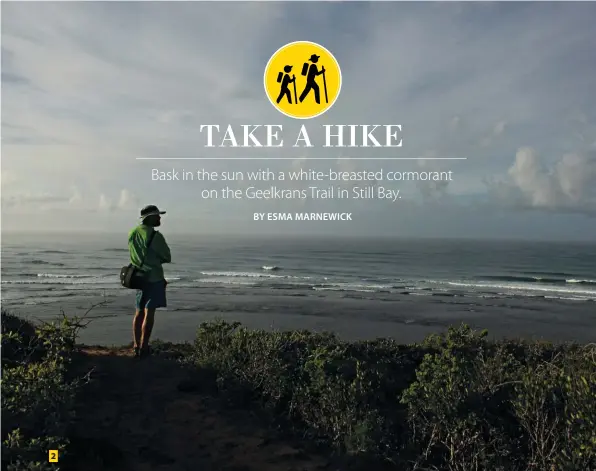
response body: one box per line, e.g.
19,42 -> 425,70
189,320 -> 596,470
1,311 -> 594,470
1,310 -> 84,471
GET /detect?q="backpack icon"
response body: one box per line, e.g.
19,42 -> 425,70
277,71 -> 283,83
301,63 -> 310,76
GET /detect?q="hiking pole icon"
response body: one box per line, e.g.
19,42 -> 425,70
321,66 -> 328,104
292,74 -> 297,104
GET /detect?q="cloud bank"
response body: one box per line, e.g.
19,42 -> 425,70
2,2 -> 596,239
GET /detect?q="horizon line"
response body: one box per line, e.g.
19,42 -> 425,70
2,231 -> 595,245
136,157 -> 468,160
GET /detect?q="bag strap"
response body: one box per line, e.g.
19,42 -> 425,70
138,230 -> 157,271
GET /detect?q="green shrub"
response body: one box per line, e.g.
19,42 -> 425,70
192,320 -> 425,460
1,312 -> 84,471
191,320 -> 595,470
559,347 -> 596,470
401,325 -> 523,470
1,311 -> 43,368
512,344 -> 596,471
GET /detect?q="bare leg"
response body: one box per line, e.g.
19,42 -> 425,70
133,309 -> 145,349
140,307 -> 156,349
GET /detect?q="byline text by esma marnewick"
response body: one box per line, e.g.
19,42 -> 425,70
253,212 -> 353,221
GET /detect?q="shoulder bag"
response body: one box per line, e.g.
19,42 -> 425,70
120,230 -> 157,289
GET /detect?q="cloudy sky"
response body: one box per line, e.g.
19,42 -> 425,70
2,2 -> 596,240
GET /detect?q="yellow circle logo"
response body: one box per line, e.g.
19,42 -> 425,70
264,41 -> 342,120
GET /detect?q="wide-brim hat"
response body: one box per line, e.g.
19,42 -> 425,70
309,54 -> 320,61
140,204 -> 166,219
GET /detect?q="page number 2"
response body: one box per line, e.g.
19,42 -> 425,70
48,450 -> 58,463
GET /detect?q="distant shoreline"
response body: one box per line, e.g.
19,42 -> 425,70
7,289 -> 596,347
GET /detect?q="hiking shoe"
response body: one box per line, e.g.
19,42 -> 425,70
139,346 -> 151,359
133,346 -> 141,358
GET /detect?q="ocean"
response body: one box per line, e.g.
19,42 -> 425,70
2,233 -> 595,345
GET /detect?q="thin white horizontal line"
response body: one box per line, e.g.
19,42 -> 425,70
5,0 -> 504,2
136,157 -> 467,160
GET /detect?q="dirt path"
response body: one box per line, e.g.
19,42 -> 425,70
64,346 -> 335,471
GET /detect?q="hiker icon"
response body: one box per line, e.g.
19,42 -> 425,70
276,65 -> 298,104
299,54 -> 328,105
264,41 -> 341,119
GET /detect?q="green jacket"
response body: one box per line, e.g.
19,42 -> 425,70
128,224 -> 171,283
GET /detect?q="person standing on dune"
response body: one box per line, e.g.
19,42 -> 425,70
128,205 -> 171,358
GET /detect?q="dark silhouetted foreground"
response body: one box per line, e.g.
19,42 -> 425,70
2,311 -> 595,471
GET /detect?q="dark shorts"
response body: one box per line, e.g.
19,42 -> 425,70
135,280 -> 167,310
